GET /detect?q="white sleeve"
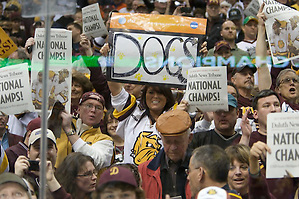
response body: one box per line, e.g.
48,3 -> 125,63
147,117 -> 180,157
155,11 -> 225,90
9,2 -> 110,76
72,138 -> 114,168
111,88 -> 130,112
192,119 -> 212,133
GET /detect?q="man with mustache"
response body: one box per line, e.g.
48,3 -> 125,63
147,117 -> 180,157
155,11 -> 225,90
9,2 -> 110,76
231,64 -> 257,124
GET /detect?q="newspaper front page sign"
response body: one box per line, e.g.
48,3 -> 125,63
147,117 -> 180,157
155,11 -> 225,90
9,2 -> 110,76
260,0 -> 299,64
267,112 -> 299,178
185,66 -> 228,112
82,3 -> 108,38
0,64 -> 35,115
108,13 -> 207,88
244,0 -> 259,17
31,28 -> 72,112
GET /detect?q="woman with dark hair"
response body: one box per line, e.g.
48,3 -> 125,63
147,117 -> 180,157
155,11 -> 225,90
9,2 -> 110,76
55,152 -> 97,199
71,71 -> 94,116
225,144 -> 250,199
108,82 -> 175,165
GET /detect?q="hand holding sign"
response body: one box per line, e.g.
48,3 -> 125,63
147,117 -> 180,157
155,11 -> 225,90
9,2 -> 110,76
249,141 -> 271,175
176,100 -> 189,112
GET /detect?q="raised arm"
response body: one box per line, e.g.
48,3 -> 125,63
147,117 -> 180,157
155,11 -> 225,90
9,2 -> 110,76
108,81 -> 123,96
256,3 -> 272,91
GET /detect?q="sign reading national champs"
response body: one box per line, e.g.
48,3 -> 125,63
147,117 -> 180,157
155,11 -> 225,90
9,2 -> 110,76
107,13 -> 207,88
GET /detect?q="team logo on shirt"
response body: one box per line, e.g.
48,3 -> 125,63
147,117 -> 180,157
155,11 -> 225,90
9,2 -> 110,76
131,131 -> 162,165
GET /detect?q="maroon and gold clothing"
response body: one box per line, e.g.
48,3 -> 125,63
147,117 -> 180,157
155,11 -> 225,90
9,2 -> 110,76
249,131 -> 266,148
237,95 -> 254,120
249,131 -> 298,199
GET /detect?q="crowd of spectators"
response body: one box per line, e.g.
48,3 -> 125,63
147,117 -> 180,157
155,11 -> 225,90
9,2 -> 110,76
1,0 -> 299,198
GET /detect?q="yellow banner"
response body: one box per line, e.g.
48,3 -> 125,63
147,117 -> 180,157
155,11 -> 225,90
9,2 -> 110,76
110,13 -> 207,35
0,27 -> 18,58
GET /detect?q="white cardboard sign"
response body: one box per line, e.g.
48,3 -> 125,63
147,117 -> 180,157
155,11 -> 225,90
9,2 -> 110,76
185,66 -> 228,112
0,64 -> 35,115
266,112 -> 299,178
82,3 -> 108,38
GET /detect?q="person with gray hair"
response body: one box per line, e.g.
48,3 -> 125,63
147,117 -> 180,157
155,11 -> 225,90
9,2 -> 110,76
275,68 -> 299,112
138,109 -> 193,199
187,145 -> 241,199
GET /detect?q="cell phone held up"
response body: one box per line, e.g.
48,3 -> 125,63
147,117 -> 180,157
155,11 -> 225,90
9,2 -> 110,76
28,160 -> 39,171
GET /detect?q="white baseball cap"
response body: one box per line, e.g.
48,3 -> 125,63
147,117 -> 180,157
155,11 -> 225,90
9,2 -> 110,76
29,128 -> 56,146
197,186 -> 228,199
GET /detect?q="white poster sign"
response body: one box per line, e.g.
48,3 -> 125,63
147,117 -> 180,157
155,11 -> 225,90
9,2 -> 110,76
82,3 -> 108,38
0,64 -> 35,115
260,0 -> 299,64
266,112 -> 299,178
244,0 -> 259,17
31,28 -> 72,112
108,13 -> 207,88
111,32 -> 198,86
185,67 -> 228,112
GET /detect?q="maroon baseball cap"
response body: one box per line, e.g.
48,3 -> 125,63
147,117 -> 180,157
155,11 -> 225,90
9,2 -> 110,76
207,0 -> 220,6
26,117 -> 41,132
214,40 -> 231,53
79,92 -> 105,107
97,166 -> 138,188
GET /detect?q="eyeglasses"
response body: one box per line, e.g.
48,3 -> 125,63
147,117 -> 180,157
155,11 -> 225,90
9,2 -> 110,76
77,170 -> 98,178
81,103 -> 103,112
279,77 -> 299,85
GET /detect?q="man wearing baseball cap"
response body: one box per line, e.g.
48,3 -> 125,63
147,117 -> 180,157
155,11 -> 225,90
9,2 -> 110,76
94,166 -> 145,198
0,172 -> 32,199
214,40 -> 232,59
14,128 -> 57,178
5,117 -> 41,173
228,8 -> 244,43
205,0 -> 225,50
56,91 -> 114,169
189,94 -> 241,150
139,109 -> 193,199
237,16 -> 258,57
231,63 -> 257,121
